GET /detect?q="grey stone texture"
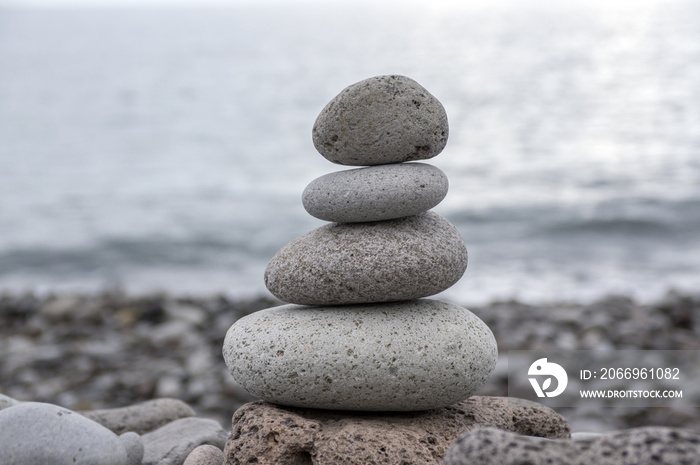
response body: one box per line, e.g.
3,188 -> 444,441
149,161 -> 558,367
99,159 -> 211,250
443,426 -> 700,465
264,211 -> 468,305
302,162 -> 449,223
119,432 -> 144,465
184,444 -> 226,465
223,299 -> 497,411
0,393 -> 20,411
312,75 -> 449,166
141,417 -> 229,465
79,397 -> 195,435
571,431 -> 605,440
223,397 -> 570,465
0,402 -> 128,465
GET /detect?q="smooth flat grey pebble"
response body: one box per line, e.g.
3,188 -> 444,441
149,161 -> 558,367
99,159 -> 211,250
141,417 -> 229,465
0,393 -> 20,411
79,397 -> 195,434
0,402 -> 127,465
183,444 -> 225,465
265,211 -> 467,305
443,426 -> 700,465
223,299 -> 497,411
119,432 -> 144,465
571,431 -> 605,440
302,162 -> 448,223
313,75 -> 449,165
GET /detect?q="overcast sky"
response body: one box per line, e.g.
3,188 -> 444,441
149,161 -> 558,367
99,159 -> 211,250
0,0 -> 331,7
0,0 -> 513,8
0,0 -> 642,9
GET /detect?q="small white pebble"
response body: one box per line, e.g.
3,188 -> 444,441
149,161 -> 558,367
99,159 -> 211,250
183,444 -> 225,465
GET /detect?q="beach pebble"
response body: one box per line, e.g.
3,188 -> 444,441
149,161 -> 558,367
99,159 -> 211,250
0,393 -> 20,410
443,426 -> 700,465
223,397 -> 569,465
312,75 -> 449,165
79,397 -> 196,435
119,432 -> 144,465
0,402 -> 127,465
39,294 -> 82,321
2,292 -> 700,435
223,299 -> 497,411
184,444 -> 225,465
265,211 -> 467,305
302,162 -> 448,223
571,431 -> 604,440
141,417 -> 229,465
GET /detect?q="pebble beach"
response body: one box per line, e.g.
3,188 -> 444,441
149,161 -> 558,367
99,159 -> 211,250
2,290 -> 698,434
2,3 -> 700,462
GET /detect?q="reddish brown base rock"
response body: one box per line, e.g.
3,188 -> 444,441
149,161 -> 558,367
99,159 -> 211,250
223,396 -> 570,465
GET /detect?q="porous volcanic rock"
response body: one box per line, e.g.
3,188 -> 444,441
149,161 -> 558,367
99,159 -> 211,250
443,426 -> 700,465
223,396 -> 570,465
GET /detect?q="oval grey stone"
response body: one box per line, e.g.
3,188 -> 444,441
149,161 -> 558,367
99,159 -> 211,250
0,402 -> 127,465
312,75 -> 449,166
222,299 -> 497,411
119,432 -> 144,465
183,445 -> 225,465
264,211 -> 467,305
302,162 -> 449,223
79,398 -> 195,435
141,417 -> 229,465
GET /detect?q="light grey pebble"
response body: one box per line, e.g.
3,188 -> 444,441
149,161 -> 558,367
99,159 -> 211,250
223,299 -> 497,411
141,417 -> 229,465
164,301 -> 207,326
183,444 -> 225,465
264,211 -> 467,305
302,162 -> 449,223
442,426 -> 700,465
571,431 -> 605,440
79,397 -> 195,435
0,402 -> 127,465
0,393 -> 20,410
313,75 -> 449,166
39,294 -> 83,321
119,432 -> 144,465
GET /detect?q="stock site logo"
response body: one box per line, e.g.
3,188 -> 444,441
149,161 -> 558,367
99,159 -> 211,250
528,358 -> 568,398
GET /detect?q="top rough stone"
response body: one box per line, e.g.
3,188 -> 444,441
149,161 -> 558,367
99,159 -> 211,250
312,75 -> 449,166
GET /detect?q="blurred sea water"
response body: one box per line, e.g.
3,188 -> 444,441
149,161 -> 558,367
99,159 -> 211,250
0,0 -> 699,304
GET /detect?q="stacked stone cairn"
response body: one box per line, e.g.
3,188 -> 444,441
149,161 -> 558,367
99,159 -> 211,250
222,75 -> 498,413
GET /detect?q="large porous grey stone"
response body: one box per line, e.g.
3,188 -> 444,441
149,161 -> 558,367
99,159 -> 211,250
0,402 -> 128,465
302,162 -> 449,223
313,75 -> 449,166
223,397 -> 569,465
79,397 -> 195,435
264,211 -> 467,305
141,417 -> 229,465
443,426 -> 700,465
223,299 -> 497,411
